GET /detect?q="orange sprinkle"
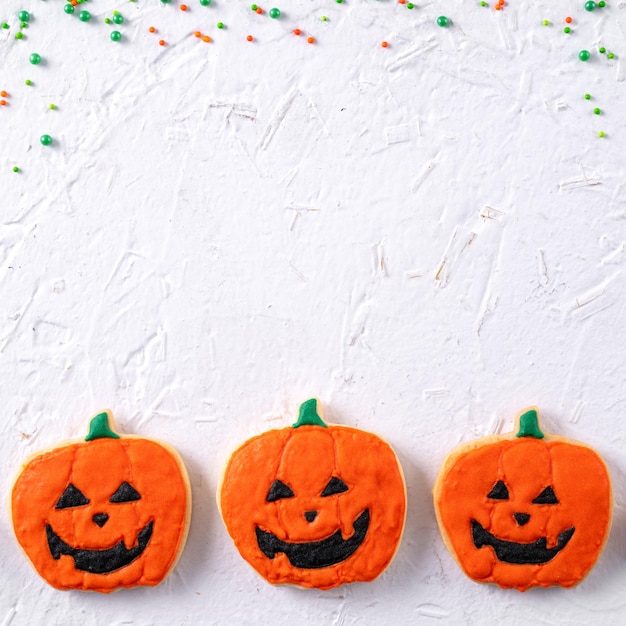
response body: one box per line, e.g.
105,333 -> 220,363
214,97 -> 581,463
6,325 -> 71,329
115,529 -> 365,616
159,39 -> 166,46
180,4 -> 188,10
307,36 -> 315,44
70,0 -> 77,5
565,16 -> 572,23
194,31 -> 202,37
202,35 -> 211,42
256,7 -> 263,13
247,34 -> 254,41
0,100 -> 6,106
149,26 -> 156,33
381,41 -> 389,48
399,0 -> 406,4
293,28 -> 301,35
0,91 -> 8,97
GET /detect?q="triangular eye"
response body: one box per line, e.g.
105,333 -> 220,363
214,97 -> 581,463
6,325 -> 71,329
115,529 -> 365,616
532,486 -> 559,505
266,480 -> 295,502
321,476 -> 349,497
109,481 -> 142,503
487,480 -> 509,500
55,483 -> 90,509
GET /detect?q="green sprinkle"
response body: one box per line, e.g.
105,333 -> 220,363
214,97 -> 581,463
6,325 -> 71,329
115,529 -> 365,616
407,2 -> 414,7
113,10 -> 119,15
110,30 -> 121,41
49,103 -> 56,110
217,21 -> 224,28
599,46 -> 606,53
584,0 -> 596,10
40,134 -> 53,146
104,17 -> 111,23
578,49 -> 591,61
584,93 -> 591,99
113,13 -> 124,24
321,15 -> 328,20
79,10 -> 91,21
593,107 -> 601,114
269,7 -> 280,18
251,4 -> 257,9
15,32 -> 24,39
25,79 -> 32,85
598,0 -> 606,6
13,166 -> 20,173
64,4 -> 75,14
199,0 -> 211,5
607,52 -> 615,59
598,131 -> 605,137
564,26 -> 571,33
542,19 -> 549,26
1,23 -> 9,29
437,15 -> 450,27
481,2 -> 488,6
29,52 -> 41,64
21,22 -> 28,28
18,10 -> 30,22
336,0 -> 343,3
160,0 -> 171,3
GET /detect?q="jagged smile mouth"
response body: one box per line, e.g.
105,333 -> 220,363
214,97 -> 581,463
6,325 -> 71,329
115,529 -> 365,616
471,519 -> 575,564
45,521 -> 154,574
255,509 -> 370,569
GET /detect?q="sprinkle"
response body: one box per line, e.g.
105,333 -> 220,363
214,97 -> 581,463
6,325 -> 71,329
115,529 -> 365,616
564,26 -> 571,33
159,39 -> 166,45
269,7 -> 280,18
293,28 -> 301,35
579,49 -> 591,61
110,30 -> 122,41
247,34 -> 254,41
542,19 -> 549,26
194,30 -> 202,37
598,131 -> 605,137
25,79 -> 32,85
407,3 -> 414,8
251,4 -> 257,9
565,16 -> 572,23
199,0 -> 211,5
584,1 -> 596,10
149,26 -> 157,33
49,103 -> 56,110
104,17 -> 111,23
593,107 -> 601,114
321,15 -> 328,21
307,36 -> 315,43
436,15 -> 450,27
381,41 -> 389,48
160,0 -> 171,3
584,93 -> 591,99
15,32 -> 24,39
599,46 -> 606,53
29,53 -> 42,65
64,5 -> 75,14
113,13 -> 124,24
13,166 -> 20,173
481,2 -> 488,6
40,134 -> 53,146
0,100 -> 6,106
0,90 -> 7,97
1,23 -> 9,29
607,52 -> 615,59
336,0 -> 343,3
18,10 -> 30,22
202,35 -> 211,42
217,21 -> 224,28
598,0 -> 606,6
78,10 -> 91,22
256,7 -> 263,13
180,4 -> 188,10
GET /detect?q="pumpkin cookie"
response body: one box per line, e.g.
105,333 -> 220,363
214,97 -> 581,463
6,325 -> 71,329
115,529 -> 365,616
11,410 -> 191,593
433,407 -> 612,591
218,398 -> 407,589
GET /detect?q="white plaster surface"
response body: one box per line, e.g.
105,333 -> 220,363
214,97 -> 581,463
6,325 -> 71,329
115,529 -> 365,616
1,0 -> 626,623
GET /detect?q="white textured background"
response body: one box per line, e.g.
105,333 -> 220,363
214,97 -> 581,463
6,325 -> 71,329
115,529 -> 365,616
2,0 -> 626,623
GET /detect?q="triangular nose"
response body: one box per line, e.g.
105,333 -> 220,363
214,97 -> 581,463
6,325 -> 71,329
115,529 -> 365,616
304,510 -> 318,523
513,512 -> 530,526
92,513 -> 109,527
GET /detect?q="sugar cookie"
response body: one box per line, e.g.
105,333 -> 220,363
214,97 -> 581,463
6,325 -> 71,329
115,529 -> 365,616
11,410 -> 191,592
433,407 -> 612,591
218,398 -> 406,589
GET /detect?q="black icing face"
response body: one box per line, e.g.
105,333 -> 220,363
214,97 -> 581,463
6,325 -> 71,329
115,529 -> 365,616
256,477 -> 369,569
471,481 -> 575,565
46,482 -> 152,574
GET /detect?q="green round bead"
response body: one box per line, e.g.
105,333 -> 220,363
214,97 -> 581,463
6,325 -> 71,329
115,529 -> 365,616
321,15 -> 328,20
15,32 -> 24,39
564,26 -> 571,33
160,0 -> 171,3
336,0 -> 343,3
598,0 -> 605,6
79,10 -> 91,21
29,52 -> 41,64
21,22 -> 28,28
407,2 -> 414,7
437,15 -> 450,27
64,4 -> 75,14
13,166 -> 20,173
599,46 -> 606,53
113,13 -> 124,24
18,10 -> 30,22
40,134 -> 53,146
598,131 -> 605,137
25,79 -> 32,85
104,17 -> 111,23
251,4 -> 257,9
594,107 -> 601,114
607,52 -> 615,59
200,0 -> 210,5
49,103 -> 56,110
1,23 -> 9,29
217,21 -> 224,28
584,93 -> 591,99
542,19 -> 549,26
584,1 -> 596,10
481,1 -> 487,6
269,7 -> 280,18
110,30 -> 122,41
579,49 -> 591,61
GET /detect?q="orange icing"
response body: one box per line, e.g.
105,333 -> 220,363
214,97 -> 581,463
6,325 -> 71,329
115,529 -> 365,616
218,400 -> 406,589
11,411 -> 191,593
433,407 -> 612,591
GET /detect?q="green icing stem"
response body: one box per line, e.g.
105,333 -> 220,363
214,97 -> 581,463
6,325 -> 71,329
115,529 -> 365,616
515,409 -> 545,439
85,412 -> 120,441
292,398 -> 327,428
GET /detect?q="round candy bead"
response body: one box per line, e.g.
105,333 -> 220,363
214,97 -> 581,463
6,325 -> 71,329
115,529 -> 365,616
18,10 -> 30,22
40,134 -> 53,146
113,13 -> 124,24
29,53 -> 42,64
437,15 -> 450,27
585,1 -> 596,10
579,49 -> 591,61
269,7 -> 280,18
110,30 -> 122,41
79,10 -> 91,21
